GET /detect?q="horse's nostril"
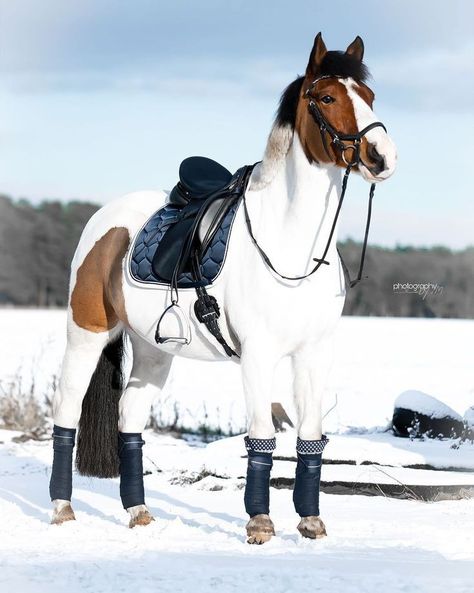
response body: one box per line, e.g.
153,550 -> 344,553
367,144 -> 386,174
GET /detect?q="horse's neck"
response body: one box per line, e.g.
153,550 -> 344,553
248,133 -> 342,274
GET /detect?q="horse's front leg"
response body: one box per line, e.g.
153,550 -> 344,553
118,337 -> 172,528
291,340 -> 333,539
240,341 -> 278,544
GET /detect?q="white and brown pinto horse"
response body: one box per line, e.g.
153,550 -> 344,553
50,34 -> 396,543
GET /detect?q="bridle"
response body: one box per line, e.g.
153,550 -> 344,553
305,74 -> 387,168
242,74 -> 388,288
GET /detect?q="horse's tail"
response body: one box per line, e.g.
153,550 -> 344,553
75,333 -> 125,478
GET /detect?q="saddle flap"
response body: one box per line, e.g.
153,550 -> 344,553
151,214 -> 196,282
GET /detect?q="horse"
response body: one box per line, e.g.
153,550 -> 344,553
49,33 -> 397,544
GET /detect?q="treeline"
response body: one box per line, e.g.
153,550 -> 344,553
0,196 -> 473,317
339,240 -> 474,318
0,195 -> 97,306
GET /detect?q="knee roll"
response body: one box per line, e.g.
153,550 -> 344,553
118,432 -> 145,509
243,436 -> 275,517
293,436 -> 328,517
49,425 -> 76,501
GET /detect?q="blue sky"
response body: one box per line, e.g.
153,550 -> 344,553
1,0 -> 473,248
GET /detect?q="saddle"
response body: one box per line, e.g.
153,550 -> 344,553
130,156 -> 254,357
152,156 -> 252,285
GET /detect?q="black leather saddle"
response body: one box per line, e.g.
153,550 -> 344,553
169,156 -> 233,206
152,156 -> 253,284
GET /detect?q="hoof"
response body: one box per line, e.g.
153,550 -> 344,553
128,509 -> 155,529
297,515 -> 327,539
246,513 -> 275,544
51,502 -> 76,525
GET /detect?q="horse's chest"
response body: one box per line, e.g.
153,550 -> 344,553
225,261 -> 345,347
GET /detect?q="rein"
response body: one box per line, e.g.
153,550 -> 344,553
242,75 -> 386,289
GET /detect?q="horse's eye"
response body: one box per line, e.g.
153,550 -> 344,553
320,95 -> 334,105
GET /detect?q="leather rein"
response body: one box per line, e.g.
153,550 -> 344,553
242,75 -> 387,288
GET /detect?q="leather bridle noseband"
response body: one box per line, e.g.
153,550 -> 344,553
242,74 -> 388,288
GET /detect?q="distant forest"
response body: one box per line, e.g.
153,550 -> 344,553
0,195 -> 473,318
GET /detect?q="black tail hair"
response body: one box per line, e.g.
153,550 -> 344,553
75,333 -> 124,478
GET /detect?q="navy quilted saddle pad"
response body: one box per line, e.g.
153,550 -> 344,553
129,199 -> 240,288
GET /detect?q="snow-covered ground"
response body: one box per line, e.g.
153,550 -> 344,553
1,429 -> 473,593
1,310 -> 473,592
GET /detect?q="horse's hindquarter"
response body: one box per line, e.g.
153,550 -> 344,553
69,190 -> 169,333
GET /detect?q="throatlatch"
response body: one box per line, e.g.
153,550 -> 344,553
118,432 -> 145,509
49,425 -> 76,501
243,436 -> 276,517
293,436 -> 328,517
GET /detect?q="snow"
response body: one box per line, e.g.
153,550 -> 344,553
1,430 -> 473,593
464,406 -> 474,427
1,309 -> 474,592
202,430 -> 474,478
394,390 -> 463,420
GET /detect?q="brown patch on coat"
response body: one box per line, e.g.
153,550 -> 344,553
295,77 -> 383,174
295,78 -> 360,168
70,227 -> 130,332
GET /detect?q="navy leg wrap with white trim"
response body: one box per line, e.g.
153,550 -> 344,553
118,432 -> 145,509
293,436 -> 328,517
49,425 -> 76,501
243,435 -> 275,517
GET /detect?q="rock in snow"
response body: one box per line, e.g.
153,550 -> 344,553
392,390 -> 464,439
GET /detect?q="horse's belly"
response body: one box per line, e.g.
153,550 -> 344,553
122,275 -> 232,362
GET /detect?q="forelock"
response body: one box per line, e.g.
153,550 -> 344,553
319,51 -> 370,83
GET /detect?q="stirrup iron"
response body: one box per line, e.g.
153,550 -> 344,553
155,301 -> 192,345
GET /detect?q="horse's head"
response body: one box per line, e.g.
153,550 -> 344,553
288,33 -> 396,182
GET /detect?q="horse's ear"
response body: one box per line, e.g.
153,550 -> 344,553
345,36 -> 364,62
306,32 -> 327,76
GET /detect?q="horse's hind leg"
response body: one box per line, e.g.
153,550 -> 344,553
118,336 -> 172,528
50,324 -> 113,524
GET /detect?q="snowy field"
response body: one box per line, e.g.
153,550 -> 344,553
1,309 -> 473,592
